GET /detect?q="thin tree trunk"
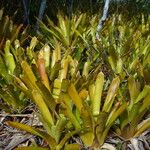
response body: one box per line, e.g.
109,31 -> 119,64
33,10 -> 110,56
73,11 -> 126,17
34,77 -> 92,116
96,0 -> 110,40
36,0 -> 47,32
67,0 -> 74,19
90,0 -> 93,14
22,0 -> 30,24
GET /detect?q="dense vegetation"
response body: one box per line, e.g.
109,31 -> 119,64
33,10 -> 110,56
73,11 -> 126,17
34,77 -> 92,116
0,1 -> 150,150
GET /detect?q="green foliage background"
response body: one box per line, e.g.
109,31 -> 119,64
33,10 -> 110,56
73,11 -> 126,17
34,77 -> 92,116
0,0 -> 150,149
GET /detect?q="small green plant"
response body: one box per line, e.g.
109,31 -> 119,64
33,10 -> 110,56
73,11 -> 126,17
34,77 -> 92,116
0,40 -> 24,111
38,13 -> 99,58
0,8 -> 29,49
115,76 -> 150,139
0,37 -> 40,111
100,14 -> 150,81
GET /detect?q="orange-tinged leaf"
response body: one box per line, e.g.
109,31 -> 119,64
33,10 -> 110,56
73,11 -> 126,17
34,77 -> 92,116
37,58 -> 50,91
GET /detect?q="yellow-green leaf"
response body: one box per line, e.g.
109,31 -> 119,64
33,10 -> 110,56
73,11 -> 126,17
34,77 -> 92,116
68,84 -> 83,112
140,94 -> 150,113
7,121 -> 56,149
15,147 -> 49,150
32,90 -> 54,125
64,144 -> 80,150
30,37 -> 37,50
134,118 -> 150,137
21,61 -> 37,89
103,77 -> 120,112
128,76 -> 140,110
92,72 -> 104,116
106,102 -> 127,128
80,132 -> 94,147
135,85 -> 150,103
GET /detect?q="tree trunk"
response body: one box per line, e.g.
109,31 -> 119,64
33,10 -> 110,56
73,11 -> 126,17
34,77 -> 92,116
96,0 -> 110,40
22,0 -> 30,24
36,0 -> 47,32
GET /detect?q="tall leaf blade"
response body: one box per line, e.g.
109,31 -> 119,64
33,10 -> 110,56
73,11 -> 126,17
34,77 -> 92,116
135,85 -> 150,103
0,54 -> 10,81
102,77 -> 120,112
128,76 -> 140,110
7,121 -> 56,149
92,72 -> 104,116
36,81 -> 56,112
21,61 -> 37,89
37,58 -> 50,91
61,93 -> 81,130
106,102 -> 127,128
68,84 -> 83,112
32,90 -> 54,126
4,40 -> 16,74
140,94 -> 150,113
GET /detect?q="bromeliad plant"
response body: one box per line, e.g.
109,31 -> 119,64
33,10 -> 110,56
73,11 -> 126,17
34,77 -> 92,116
0,40 -> 25,111
99,14 -> 150,82
0,37 -> 40,111
115,76 -> 150,140
100,14 -> 150,142
38,13 -> 150,82
59,73 -> 127,149
5,37 -> 128,149
39,13 -> 104,79
38,13 -> 100,57
39,13 -> 88,48
3,14 -> 150,149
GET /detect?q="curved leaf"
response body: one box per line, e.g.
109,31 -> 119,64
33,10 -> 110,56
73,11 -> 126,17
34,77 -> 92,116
7,121 -> 56,149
